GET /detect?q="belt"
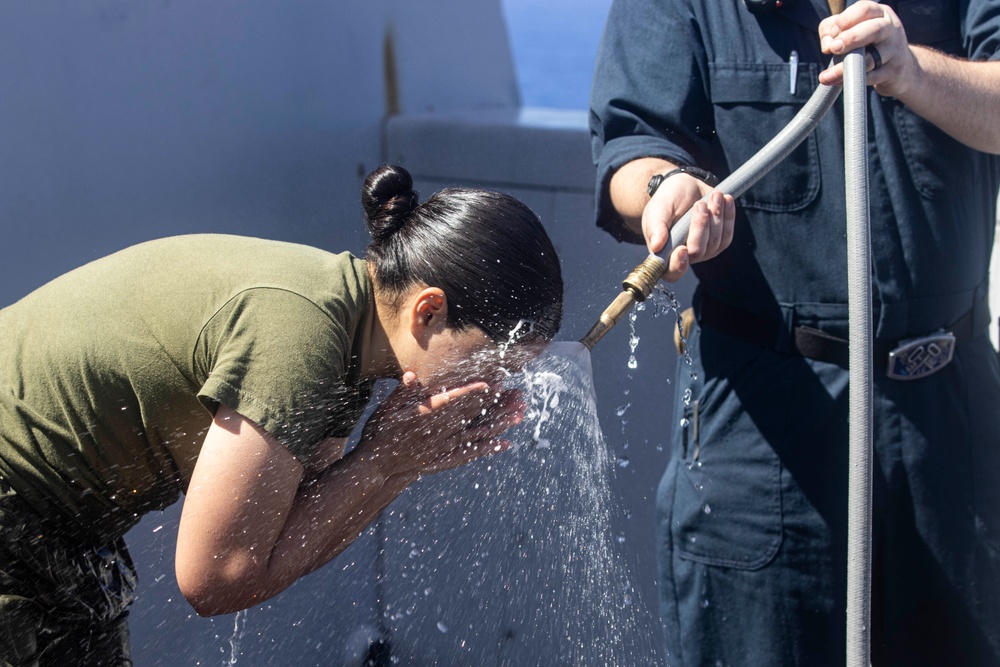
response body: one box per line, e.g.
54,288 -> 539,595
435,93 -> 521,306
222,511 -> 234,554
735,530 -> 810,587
697,291 -> 980,379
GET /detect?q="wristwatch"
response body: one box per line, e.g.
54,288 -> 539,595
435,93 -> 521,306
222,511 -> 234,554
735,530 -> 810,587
647,166 -> 719,196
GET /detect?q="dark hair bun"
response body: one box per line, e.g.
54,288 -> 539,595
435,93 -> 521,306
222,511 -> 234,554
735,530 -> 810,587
362,164 -> 420,243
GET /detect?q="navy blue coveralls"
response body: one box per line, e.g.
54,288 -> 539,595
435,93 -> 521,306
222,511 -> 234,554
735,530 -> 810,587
590,0 -> 1000,664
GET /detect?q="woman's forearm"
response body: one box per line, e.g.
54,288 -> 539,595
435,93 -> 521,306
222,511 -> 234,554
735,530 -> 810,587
267,449 -> 416,585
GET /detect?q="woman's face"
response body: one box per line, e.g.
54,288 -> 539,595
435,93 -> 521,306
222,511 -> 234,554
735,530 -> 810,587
417,326 -> 544,390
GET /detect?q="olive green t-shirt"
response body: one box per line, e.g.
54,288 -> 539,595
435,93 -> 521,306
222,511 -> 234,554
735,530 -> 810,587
0,234 -> 374,544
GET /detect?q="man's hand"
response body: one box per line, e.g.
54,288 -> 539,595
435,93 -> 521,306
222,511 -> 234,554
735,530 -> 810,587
818,1 -> 916,97
644,176 -> 735,281
818,0 -> 1000,154
609,157 -> 736,282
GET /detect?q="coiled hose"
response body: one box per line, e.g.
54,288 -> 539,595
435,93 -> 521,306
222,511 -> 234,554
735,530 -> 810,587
843,45 -> 873,667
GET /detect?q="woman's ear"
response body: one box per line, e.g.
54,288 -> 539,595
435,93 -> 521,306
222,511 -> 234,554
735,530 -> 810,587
409,287 -> 448,344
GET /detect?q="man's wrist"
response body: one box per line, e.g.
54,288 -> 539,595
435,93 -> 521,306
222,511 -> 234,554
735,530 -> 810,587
647,166 -> 719,196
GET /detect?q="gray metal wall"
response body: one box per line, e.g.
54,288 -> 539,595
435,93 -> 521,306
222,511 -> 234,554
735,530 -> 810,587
0,3 -> 687,664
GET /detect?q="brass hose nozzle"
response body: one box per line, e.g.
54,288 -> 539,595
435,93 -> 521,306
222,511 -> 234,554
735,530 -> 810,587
579,255 -> 667,350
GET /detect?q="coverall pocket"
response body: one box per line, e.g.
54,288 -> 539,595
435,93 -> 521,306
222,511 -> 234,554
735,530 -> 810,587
896,104 -> 977,200
708,63 -> 821,213
670,324 -> 784,570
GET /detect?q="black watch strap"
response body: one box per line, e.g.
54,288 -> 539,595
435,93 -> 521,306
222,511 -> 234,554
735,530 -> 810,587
647,166 -> 719,196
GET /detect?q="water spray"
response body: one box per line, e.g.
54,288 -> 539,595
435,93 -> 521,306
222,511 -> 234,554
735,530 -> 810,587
579,79 -> 842,351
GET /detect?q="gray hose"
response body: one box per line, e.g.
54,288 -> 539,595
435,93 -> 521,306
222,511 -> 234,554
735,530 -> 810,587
656,81 -> 843,261
843,47 -> 874,667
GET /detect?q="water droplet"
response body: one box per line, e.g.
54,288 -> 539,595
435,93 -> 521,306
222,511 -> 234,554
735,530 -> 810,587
701,598 -> 710,608
617,456 -> 630,468
627,356 -> 638,370
617,533 -> 626,544
703,504 -> 712,515
679,417 -> 690,428
437,621 -> 448,633
424,587 -> 433,596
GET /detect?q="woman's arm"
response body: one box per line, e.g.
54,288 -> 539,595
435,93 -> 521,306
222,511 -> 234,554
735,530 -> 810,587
176,377 -> 522,616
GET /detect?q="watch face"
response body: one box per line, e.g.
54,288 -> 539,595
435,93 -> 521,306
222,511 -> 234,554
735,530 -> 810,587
647,174 -> 665,197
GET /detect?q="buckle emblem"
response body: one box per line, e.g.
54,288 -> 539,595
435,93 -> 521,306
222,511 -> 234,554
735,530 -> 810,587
886,332 -> 956,380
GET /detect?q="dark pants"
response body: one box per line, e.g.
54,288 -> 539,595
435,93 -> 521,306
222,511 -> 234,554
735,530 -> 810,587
0,481 -> 135,667
657,322 -> 1000,666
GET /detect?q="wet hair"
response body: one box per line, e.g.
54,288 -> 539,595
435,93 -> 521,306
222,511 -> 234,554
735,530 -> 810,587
362,164 -> 563,344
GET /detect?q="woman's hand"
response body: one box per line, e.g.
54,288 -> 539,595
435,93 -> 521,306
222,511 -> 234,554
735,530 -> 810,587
357,371 -> 526,481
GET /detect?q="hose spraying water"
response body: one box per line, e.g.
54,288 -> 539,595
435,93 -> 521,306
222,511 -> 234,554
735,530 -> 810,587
579,80 -> 842,351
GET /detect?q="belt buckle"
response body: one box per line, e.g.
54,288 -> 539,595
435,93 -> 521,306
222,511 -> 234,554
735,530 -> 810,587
886,331 -> 956,380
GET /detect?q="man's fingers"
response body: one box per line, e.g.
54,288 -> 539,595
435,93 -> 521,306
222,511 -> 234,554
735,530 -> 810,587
720,194 -> 736,249
662,246 -> 690,282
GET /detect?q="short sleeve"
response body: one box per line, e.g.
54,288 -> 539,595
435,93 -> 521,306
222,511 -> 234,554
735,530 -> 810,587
196,288 -> 371,464
963,0 -> 1000,60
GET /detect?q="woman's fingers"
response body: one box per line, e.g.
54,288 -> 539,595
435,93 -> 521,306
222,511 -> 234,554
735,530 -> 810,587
414,381 -> 491,415
363,376 -> 528,478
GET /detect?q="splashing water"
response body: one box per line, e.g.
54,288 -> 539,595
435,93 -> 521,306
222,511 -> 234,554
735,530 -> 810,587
520,367 -> 563,449
223,609 -> 248,666
647,285 -> 697,380
498,318 -> 537,360
378,341 -> 662,665
627,309 -> 640,370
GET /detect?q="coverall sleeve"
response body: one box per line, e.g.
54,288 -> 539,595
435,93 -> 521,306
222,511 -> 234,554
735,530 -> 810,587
589,0 -> 715,242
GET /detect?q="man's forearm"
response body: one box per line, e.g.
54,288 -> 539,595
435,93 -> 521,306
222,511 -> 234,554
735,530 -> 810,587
900,48 -> 1000,154
609,157 -> 679,235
